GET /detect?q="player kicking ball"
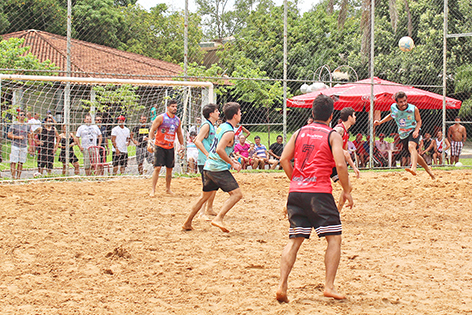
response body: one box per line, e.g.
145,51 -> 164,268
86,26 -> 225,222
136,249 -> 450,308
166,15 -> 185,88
374,91 -> 434,179
182,102 -> 243,233
276,94 -> 353,303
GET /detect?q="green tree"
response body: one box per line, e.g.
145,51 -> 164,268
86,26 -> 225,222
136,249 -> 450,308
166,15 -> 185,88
121,3 -> 203,63
73,0 -> 130,48
81,84 -> 143,119
2,0 -> 67,35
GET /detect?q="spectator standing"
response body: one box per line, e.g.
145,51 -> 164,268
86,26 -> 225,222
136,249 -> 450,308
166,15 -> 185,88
131,115 -> 153,175
96,115 -> 110,164
56,124 -> 80,175
27,112 -> 42,156
234,135 -> 251,169
34,115 -> 60,175
447,117 -> 467,165
76,114 -> 102,176
268,135 -> 284,170
433,130 -> 450,165
8,111 -> 31,179
111,116 -> 130,175
352,133 -> 367,167
189,117 -> 202,136
234,124 -> 250,143
149,99 -> 184,196
180,131 -> 198,174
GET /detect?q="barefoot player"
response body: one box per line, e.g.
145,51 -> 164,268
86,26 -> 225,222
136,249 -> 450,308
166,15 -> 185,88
182,102 -> 243,232
194,103 -> 220,218
374,91 -> 434,179
276,94 -> 353,303
149,99 -> 184,196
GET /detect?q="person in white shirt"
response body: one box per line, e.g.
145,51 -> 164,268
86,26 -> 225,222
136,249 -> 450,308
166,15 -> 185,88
76,114 -> 102,176
111,115 -> 130,175
27,112 -> 42,156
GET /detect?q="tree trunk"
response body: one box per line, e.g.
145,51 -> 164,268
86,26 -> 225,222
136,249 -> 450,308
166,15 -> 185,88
404,0 -> 413,37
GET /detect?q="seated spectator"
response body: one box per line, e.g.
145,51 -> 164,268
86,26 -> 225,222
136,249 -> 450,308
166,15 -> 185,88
253,136 -> 278,170
268,135 -> 284,170
419,132 -> 434,165
347,140 -> 357,165
234,135 -> 251,169
433,130 -> 450,165
375,133 -> 389,160
247,142 -> 258,169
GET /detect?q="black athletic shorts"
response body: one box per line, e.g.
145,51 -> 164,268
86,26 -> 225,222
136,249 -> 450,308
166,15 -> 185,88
286,192 -> 342,239
202,170 -> 239,192
400,132 -> 420,157
38,149 -> 54,169
154,146 -> 175,168
112,152 -> 128,167
198,165 -> 205,184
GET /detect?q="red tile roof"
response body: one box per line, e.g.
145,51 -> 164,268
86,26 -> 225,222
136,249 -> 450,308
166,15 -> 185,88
1,30 -> 182,79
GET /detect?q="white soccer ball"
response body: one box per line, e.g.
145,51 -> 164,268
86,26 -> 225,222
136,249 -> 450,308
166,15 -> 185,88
33,172 -> 41,178
399,36 -> 415,52
455,162 -> 463,167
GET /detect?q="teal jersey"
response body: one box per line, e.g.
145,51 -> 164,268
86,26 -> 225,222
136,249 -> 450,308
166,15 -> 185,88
197,119 -> 216,166
391,103 -> 417,139
204,122 -> 235,171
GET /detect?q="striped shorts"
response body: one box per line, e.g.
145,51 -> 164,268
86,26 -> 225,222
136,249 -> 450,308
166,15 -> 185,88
450,141 -> 463,156
286,192 -> 342,239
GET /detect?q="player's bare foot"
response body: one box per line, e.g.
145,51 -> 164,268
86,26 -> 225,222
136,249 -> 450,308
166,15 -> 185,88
182,224 -> 193,231
276,290 -> 289,303
211,219 -> 229,233
166,190 -> 174,196
149,191 -> 156,197
426,168 -> 435,179
405,168 -> 417,176
323,288 -> 346,300
198,213 -> 212,221
205,209 -> 217,216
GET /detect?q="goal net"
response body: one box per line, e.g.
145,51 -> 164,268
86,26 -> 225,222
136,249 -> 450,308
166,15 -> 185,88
0,75 -> 214,181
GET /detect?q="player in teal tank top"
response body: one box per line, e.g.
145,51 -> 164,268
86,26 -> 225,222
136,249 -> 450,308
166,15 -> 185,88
194,103 -> 220,217
183,102 -> 243,233
374,91 -> 434,179
204,122 -> 235,171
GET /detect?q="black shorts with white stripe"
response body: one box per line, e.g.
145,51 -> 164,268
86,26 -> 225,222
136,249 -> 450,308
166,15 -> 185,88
286,192 -> 342,239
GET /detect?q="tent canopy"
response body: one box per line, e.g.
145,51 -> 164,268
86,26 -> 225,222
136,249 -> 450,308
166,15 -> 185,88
287,77 -> 462,111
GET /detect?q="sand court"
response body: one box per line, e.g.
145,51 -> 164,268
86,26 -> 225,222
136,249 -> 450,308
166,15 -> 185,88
0,170 -> 471,314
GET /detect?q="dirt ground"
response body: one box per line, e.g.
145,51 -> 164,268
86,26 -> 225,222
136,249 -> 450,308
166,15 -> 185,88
0,169 -> 471,314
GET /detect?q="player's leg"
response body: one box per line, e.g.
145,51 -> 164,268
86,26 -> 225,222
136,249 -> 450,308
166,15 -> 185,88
204,190 -> 217,216
17,162 -> 23,179
150,147 -> 164,196
10,162 -> 17,179
150,166 -> 162,197
182,191 -> 215,230
276,237 -> 304,303
211,188 -> 242,232
323,234 -> 345,300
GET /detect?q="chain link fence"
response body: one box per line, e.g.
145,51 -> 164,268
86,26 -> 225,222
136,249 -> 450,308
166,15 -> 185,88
0,0 -> 471,180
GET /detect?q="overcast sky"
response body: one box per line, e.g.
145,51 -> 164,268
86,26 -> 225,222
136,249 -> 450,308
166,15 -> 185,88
136,0 -> 322,13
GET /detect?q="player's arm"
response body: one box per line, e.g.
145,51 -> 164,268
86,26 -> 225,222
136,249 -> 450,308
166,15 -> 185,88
330,132 -> 353,208
374,113 -> 393,126
194,124 -> 210,156
241,126 -> 250,138
412,107 -> 422,138
444,138 -> 451,151
280,131 -> 298,180
175,119 -> 184,146
216,131 -> 241,171
462,126 -> 467,143
149,115 -> 163,141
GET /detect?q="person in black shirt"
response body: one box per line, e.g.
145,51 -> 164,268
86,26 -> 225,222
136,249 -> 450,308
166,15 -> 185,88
131,115 -> 153,175
268,135 -> 284,170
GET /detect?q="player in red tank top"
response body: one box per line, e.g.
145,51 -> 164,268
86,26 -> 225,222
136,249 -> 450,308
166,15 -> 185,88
276,94 -> 353,303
